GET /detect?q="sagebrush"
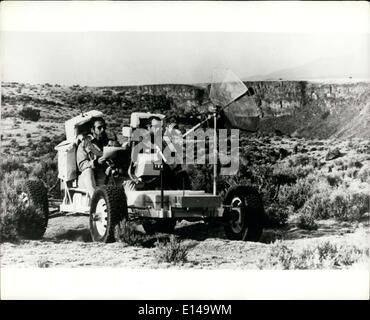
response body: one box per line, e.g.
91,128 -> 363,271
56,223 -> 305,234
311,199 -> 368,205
0,171 -> 45,242
258,240 -> 369,269
155,235 -> 189,264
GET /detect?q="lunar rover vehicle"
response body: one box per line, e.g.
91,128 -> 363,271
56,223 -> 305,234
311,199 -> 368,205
21,70 -> 265,242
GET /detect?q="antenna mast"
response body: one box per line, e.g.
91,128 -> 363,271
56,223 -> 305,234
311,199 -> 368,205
213,109 -> 217,196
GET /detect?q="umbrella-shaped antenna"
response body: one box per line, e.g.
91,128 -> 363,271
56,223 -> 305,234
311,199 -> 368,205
183,69 -> 249,138
209,69 -> 248,108
182,69 -> 252,196
211,69 -> 261,131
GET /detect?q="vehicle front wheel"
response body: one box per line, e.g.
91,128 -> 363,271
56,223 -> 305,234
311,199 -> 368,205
223,185 -> 264,241
89,185 -> 127,243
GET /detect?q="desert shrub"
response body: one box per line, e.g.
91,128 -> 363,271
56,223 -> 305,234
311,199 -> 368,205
249,164 -> 273,185
311,242 -> 368,268
273,164 -> 314,184
289,154 -> 311,167
238,164 -> 281,204
302,184 -> 369,221
347,159 -> 363,169
264,203 -> 293,227
357,166 -> 370,183
321,111 -> 330,119
0,209 -> 20,241
30,137 -> 56,157
316,242 -> 340,261
273,135 -> 282,141
296,212 -> 318,230
155,235 -> 189,264
258,240 -> 368,269
53,133 -> 66,144
278,177 -> 314,210
356,142 -> 370,154
40,135 -> 51,143
1,170 -> 28,208
344,168 -> 359,179
28,151 -> 37,158
329,189 -> 369,221
1,204 -> 45,242
334,159 -> 344,167
257,241 -> 295,269
326,173 -> 343,187
30,157 -> 59,198
0,157 -> 29,180
18,107 -> 41,121
333,245 -> 369,266
272,167 -> 298,185
114,221 -> 149,246
226,161 -> 316,207
0,171 -> 45,242
36,258 -> 51,268
22,157 -> 32,164
301,189 -> 332,220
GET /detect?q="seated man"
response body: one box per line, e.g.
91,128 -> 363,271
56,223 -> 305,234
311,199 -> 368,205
77,117 -> 118,198
143,116 -> 162,153
163,120 -> 190,190
126,116 -> 163,189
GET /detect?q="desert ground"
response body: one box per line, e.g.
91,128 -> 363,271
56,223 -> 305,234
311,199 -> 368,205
1,216 -> 369,269
1,82 -> 369,269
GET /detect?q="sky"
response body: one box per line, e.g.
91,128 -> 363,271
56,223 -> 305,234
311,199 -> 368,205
1,31 -> 369,86
1,1 -> 369,86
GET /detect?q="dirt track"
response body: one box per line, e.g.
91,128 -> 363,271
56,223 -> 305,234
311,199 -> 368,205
1,215 -> 369,269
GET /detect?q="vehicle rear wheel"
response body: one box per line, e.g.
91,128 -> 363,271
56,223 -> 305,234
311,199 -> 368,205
19,180 -> 49,239
89,185 -> 127,243
223,185 -> 264,241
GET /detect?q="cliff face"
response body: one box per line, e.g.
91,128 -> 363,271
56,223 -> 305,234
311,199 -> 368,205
250,81 -> 370,139
122,81 -> 370,139
3,80 -> 370,139
113,81 -> 370,138
109,84 -> 207,107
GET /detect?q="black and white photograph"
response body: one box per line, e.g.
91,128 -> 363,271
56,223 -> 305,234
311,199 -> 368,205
0,1 -> 369,300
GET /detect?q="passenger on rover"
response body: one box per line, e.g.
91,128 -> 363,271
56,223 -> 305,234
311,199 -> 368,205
149,116 -> 162,136
76,117 -> 119,198
163,119 -> 191,190
147,116 -> 162,152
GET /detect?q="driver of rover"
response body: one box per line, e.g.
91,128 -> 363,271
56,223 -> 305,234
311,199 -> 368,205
77,117 -> 116,198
